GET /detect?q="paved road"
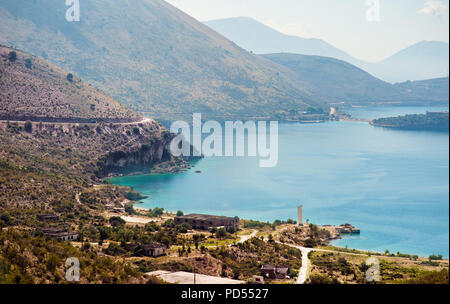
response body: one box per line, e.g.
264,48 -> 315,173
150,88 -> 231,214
0,117 -> 153,126
297,247 -> 313,284
275,242 -> 313,284
279,242 -> 377,284
237,230 -> 257,244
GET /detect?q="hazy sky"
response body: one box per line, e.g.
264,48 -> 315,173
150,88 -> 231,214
166,0 -> 449,62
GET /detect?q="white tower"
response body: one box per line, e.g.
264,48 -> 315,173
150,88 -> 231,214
297,205 -> 303,225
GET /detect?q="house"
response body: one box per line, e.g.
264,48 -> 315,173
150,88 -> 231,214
260,264 -> 290,279
174,214 -> 239,230
37,214 -> 59,221
112,207 -> 125,213
41,228 -> 78,241
141,244 -> 167,257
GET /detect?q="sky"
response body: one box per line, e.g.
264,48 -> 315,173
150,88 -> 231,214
166,0 -> 449,62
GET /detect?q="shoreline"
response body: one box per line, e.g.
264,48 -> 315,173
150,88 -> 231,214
114,183 -> 446,260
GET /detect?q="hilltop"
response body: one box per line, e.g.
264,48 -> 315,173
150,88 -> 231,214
0,45 -> 142,123
0,0 -> 320,121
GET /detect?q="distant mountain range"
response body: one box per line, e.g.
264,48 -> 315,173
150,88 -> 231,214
205,17 -> 449,83
263,53 -> 449,105
364,41 -> 450,83
0,0 -> 322,122
0,2 -> 447,123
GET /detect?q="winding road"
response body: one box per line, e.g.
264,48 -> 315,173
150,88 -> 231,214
238,230 -> 257,244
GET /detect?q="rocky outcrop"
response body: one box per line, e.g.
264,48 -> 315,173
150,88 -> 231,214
96,135 -> 175,177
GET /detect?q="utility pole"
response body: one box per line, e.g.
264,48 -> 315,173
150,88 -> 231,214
193,265 -> 196,284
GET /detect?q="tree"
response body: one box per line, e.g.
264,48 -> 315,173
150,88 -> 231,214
8,51 -> 17,62
67,73 -> 74,82
176,210 -> 184,216
24,121 -> 32,133
226,226 -> 236,234
25,58 -> 32,69
98,226 -> 111,241
125,204 -> 135,215
215,228 -> 227,239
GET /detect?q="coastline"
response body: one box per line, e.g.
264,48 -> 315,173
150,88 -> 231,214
109,173 -> 447,260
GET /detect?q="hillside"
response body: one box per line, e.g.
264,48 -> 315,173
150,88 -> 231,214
0,45 -> 141,122
262,53 -> 449,106
205,18 -> 449,84
262,53 -> 401,104
0,0 -> 320,121
393,77 -> 449,104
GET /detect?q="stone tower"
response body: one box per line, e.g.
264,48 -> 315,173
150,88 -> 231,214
297,205 -> 303,225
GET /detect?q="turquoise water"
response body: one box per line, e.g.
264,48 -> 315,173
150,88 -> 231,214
110,106 -> 449,257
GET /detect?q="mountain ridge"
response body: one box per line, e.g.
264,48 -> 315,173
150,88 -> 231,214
262,53 -> 449,105
205,17 -> 449,83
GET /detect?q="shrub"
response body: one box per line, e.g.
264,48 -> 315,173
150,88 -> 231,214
25,58 -> 32,69
215,228 -> 227,239
67,73 -> 74,82
8,51 -> 17,62
429,254 -> 443,261
24,121 -> 32,133
309,274 -> 338,284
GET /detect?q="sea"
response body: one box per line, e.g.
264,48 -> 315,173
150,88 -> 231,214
109,106 -> 449,257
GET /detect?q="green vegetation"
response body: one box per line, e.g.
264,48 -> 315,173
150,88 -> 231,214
395,269 -> 448,284
372,112 -> 449,132
25,58 -> 32,69
243,219 -> 297,230
429,254 -> 444,261
8,51 -> 16,62
124,190 -> 148,201
209,237 -> 302,281
0,230 -> 144,284
308,251 -> 449,284
147,207 -> 165,218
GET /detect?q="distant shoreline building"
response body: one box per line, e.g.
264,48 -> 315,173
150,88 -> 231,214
174,214 -> 239,230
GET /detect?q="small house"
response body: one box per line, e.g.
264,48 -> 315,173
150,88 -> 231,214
260,264 -> 290,279
141,244 -> 167,257
41,228 -> 78,241
38,214 -> 59,221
